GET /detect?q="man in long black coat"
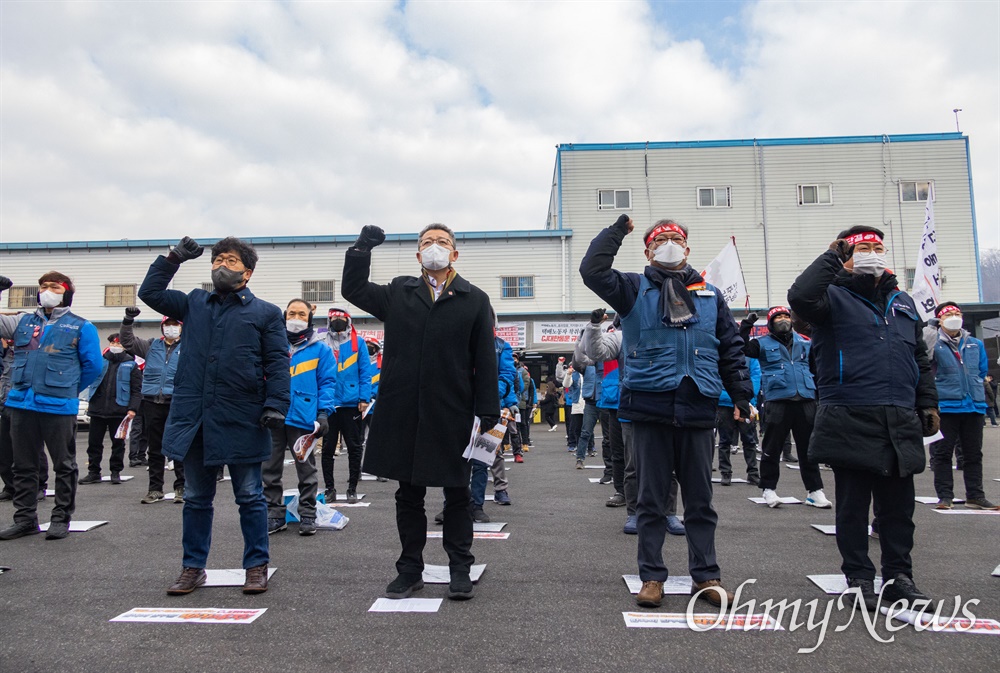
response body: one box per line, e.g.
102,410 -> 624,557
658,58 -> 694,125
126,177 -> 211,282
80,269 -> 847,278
342,223 -> 499,601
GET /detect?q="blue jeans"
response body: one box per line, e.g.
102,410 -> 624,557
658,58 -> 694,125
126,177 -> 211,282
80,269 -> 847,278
181,429 -> 269,569
575,402 -> 600,460
470,460 -> 488,507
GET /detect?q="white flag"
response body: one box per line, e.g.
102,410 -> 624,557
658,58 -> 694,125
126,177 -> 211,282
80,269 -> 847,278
910,197 -> 941,320
700,237 -> 748,307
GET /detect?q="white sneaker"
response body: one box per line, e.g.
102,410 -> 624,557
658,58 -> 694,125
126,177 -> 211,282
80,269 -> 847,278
806,489 -> 832,509
548,426 -> 558,432
762,489 -> 781,508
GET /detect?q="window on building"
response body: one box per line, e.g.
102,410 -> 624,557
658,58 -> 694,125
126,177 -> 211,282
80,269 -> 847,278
104,284 -> 136,307
899,181 -> 934,203
6,286 -> 38,309
302,280 -> 336,304
697,186 -> 732,208
501,276 -> 534,299
797,184 -> 833,206
905,267 -> 946,290
598,189 -> 631,210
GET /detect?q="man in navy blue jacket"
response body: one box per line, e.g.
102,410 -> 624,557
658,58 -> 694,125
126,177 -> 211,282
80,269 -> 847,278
580,215 -> 752,609
139,236 -> 290,596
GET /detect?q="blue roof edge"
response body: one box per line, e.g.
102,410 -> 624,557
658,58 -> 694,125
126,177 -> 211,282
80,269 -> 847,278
558,132 -> 965,152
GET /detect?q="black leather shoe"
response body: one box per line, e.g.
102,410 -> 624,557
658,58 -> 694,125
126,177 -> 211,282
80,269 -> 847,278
45,522 -> 69,540
880,574 -> 930,607
110,472 -> 122,485
0,490 -> 12,502
385,573 -> 424,599
78,473 -> 101,485
846,578 -> 878,611
0,521 -> 40,540
447,571 -> 474,600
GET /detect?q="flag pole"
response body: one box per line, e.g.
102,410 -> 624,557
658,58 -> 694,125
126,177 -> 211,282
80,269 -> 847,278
730,236 -> 751,310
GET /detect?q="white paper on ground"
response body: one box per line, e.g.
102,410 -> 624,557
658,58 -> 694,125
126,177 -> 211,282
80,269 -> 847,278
360,474 -> 378,481
808,574 -> 883,594
915,496 -> 965,504
711,477 -> 748,483
368,598 -> 442,613
992,565 -> 1000,577
422,564 -> 486,584
923,430 -> 945,446
786,464 -> 801,470
932,509 -> 1000,516
503,458 -> 515,463
622,575 -> 694,595
162,492 -> 176,501
426,531 -> 510,540
110,607 -> 266,624
283,459 -> 294,465
748,496 -> 801,505
328,502 -> 371,508
583,465 -> 604,469
100,475 -> 134,482
810,524 -> 873,536
331,493 -> 365,501
473,522 -> 506,532
589,478 -> 603,483
622,611 -> 783,630
203,568 -> 277,587
39,520 -> 108,532
882,607 -> 1000,634
484,494 -> 495,501
45,489 -> 55,497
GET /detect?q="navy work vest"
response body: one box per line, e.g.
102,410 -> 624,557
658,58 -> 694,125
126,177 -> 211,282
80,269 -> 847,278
10,312 -> 87,400
757,333 -> 816,401
142,338 -> 181,398
934,337 -> 986,404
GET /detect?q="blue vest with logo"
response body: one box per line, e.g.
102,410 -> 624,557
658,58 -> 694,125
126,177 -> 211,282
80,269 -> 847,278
811,285 -> 920,408
933,335 -> 986,412
757,333 -> 816,401
141,338 -> 180,398
10,312 -> 87,400
620,275 -> 723,398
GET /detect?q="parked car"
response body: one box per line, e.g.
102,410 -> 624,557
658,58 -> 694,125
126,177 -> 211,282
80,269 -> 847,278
77,391 -> 90,429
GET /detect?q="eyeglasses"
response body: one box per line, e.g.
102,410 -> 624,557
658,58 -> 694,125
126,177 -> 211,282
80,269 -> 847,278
211,254 -> 245,270
650,235 -> 686,247
418,237 -> 454,250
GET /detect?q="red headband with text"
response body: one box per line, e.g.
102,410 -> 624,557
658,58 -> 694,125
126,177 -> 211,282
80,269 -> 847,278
844,231 -> 883,246
935,305 -> 961,319
644,223 -> 686,247
767,306 -> 790,321
328,309 -> 350,319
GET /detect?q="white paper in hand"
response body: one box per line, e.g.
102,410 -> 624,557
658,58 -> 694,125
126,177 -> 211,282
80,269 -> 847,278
462,413 -> 509,466
115,417 -> 132,441
293,423 -> 320,462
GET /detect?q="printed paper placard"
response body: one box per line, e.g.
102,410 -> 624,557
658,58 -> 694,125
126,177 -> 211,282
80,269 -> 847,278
748,496 -> 801,505
808,574 -> 883,594
915,496 -> 964,505
39,521 -> 108,532
203,568 -> 277,587
422,564 -> 487,584
712,477 -> 748,483
426,531 -> 509,540
473,522 -> 507,532
922,430 -> 944,446
883,608 -> 1000,635
100,475 -> 134,482
622,611 -> 783,631
622,575 -> 694,595
932,509 -> 1000,516
810,524 -> 874,537
110,608 -> 266,624
369,598 -> 442,613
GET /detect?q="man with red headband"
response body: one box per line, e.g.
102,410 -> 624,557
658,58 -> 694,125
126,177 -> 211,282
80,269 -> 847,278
321,306 -> 372,505
0,272 -> 103,540
925,302 -> 996,510
789,225 -> 938,611
580,215 -> 753,609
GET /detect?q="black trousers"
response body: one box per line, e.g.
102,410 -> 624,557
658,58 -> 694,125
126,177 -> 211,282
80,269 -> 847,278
715,407 -> 759,479
322,406 -> 364,491
931,412 -> 985,500
9,409 -> 77,525
542,405 -> 558,428
759,400 -> 823,492
633,423 -> 719,583
129,410 -> 148,462
832,466 -> 915,581
566,412 -> 582,449
395,481 -> 474,576
517,408 -> 531,445
0,409 -> 48,494
143,400 -> 185,493
86,414 -> 127,476
603,408 -> 625,494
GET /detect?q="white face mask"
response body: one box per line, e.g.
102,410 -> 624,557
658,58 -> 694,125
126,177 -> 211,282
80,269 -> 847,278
286,319 -> 309,334
162,325 -> 181,340
38,290 -> 63,308
941,316 -> 963,331
420,244 -> 452,271
851,251 -> 887,277
109,345 -> 124,354
651,241 -> 686,266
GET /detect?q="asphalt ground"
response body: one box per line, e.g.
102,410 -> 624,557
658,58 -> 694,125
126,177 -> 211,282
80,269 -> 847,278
0,424 -> 998,673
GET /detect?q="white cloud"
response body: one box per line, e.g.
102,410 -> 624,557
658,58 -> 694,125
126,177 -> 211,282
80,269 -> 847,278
0,0 -> 996,250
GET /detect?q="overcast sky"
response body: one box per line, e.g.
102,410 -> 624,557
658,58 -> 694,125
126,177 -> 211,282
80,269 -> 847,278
2,0 -> 997,251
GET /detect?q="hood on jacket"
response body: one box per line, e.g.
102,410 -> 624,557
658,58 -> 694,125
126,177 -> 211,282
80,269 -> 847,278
326,307 -> 355,347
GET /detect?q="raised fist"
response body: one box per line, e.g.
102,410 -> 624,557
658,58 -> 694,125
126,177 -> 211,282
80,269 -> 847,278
828,239 -> 854,263
354,225 -> 386,252
0,276 -> 12,292
172,237 -> 204,263
125,306 -> 142,319
590,308 -> 607,325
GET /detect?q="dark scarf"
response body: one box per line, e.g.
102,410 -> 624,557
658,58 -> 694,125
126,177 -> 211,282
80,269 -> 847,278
288,326 -> 314,346
644,264 -> 703,326
834,270 -> 899,312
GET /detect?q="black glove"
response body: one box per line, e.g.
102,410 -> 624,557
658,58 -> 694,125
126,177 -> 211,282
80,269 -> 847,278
740,313 -> 758,330
168,237 -> 204,264
259,408 -> 285,430
479,416 -> 500,434
123,306 -> 141,324
315,412 -> 329,437
828,239 -> 854,263
918,408 -> 940,437
590,308 -> 607,325
0,276 -> 12,292
734,399 -> 753,422
610,214 -> 632,235
353,225 -> 386,252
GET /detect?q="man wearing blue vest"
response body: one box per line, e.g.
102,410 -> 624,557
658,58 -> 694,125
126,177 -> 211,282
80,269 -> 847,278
321,307 -> 372,505
0,272 -> 103,540
120,309 -> 185,504
79,333 -> 142,485
739,306 -> 831,508
926,302 -> 996,510
788,226 -> 938,610
581,216 -> 752,609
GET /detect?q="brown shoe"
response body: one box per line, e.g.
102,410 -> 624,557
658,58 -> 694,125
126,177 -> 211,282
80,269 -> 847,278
691,579 -> 734,608
167,567 -> 206,595
243,564 -> 268,594
636,580 -> 664,608
934,499 -> 953,510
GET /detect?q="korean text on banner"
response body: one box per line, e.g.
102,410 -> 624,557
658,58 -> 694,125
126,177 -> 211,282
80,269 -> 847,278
700,237 -> 748,307
910,197 -> 941,320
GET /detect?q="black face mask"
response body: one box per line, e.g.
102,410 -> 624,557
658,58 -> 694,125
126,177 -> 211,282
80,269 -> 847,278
330,319 -> 349,332
211,267 -> 245,293
771,321 -> 792,334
